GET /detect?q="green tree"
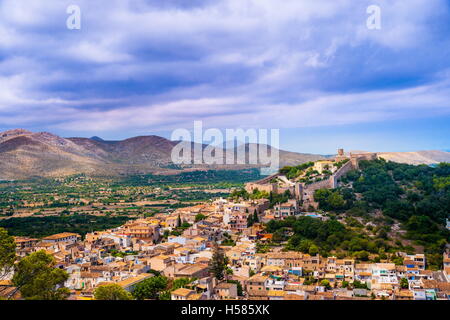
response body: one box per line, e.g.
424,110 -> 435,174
159,290 -> 171,300
180,221 -> 191,229
132,276 -> 168,300
253,209 -> 259,223
94,283 -> 133,300
0,227 -> 16,280
308,244 -> 319,256
172,277 -> 193,290
209,243 -> 228,280
272,230 -> 285,242
328,192 -> 345,210
247,214 -> 254,227
195,213 -> 207,222
355,250 -> 370,261
12,250 -> 70,300
400,278 -> 409,289
320,279 -> 331,290
313,189 -> 345,211
314,189 -> 332,204
297,239 -> 314,253
353,280 -> 368,289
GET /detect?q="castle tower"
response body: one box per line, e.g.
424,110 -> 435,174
335,148 -> 348,162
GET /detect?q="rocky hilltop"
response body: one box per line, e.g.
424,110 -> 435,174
377,150 -> 450,165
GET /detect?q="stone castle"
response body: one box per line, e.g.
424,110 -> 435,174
245,149 -> 378,210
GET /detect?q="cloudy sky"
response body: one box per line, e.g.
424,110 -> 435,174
0,0 -> 449,154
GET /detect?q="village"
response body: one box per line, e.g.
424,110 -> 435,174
2,150 -> 449,301
4,197 -> 450,300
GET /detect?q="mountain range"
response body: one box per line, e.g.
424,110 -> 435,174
0,129 -> 449,179
0,129 -> 324,179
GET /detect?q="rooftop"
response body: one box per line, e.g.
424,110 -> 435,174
172,288 -> 195,297
43,232 -> 80,240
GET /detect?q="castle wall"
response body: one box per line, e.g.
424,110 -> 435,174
300,179 -> 333,206
305,178 -> 333,191
245,150 -> 378,211
350,153 -> 377,169
331,160 -> 354,188
245,182 -> 277,194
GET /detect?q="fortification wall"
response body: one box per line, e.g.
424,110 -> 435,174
245,182 -> 277,194
254,173 -> 279,184
301,179 -> 332,210
350,153 -> 377,169
331,160 -> 354,188
303,178 -> 333,193
246,152 -> 372,207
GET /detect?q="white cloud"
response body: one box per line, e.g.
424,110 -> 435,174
0,0 -> 449,137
